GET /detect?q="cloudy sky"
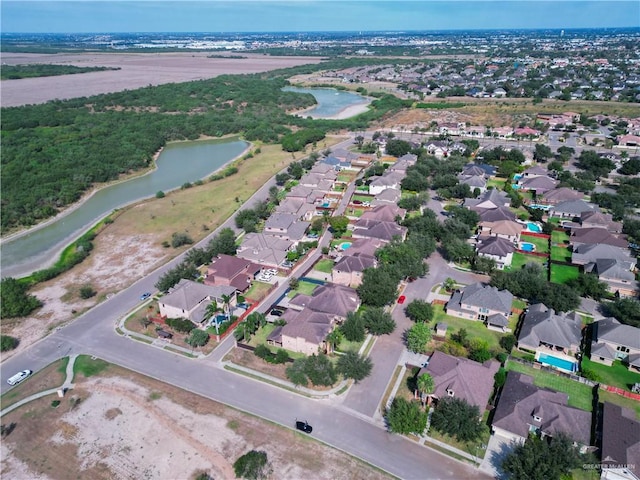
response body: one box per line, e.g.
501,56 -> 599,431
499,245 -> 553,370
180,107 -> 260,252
2,1 -> 638,33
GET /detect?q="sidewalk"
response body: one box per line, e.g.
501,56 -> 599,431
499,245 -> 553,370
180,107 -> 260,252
1,354 -> 79,417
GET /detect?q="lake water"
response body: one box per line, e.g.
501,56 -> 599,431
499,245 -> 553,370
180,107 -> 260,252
282,86 -> 369,118
1,138 -> 248,278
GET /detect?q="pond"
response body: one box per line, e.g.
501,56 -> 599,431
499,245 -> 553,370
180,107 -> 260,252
1,138 -> 249,278
282,86 -> 370,119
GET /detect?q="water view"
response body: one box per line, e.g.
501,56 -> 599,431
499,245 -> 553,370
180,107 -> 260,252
1,138 -> 248,278
282,86 -> 370,118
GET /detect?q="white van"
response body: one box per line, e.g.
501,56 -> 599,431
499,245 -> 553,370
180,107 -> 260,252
7,369 -> 32,386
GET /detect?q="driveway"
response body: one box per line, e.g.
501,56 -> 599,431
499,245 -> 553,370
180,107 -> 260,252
480,432 -> 517,479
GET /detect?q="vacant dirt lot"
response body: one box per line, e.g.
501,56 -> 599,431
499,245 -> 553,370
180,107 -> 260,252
0,368 -> 390,480
1,52 -> 323,107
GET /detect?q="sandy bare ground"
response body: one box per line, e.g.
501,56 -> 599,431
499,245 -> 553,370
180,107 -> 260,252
1,52 -> 324,107
0,375 -> 391,480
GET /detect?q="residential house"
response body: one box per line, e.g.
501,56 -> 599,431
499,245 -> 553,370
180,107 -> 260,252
268,308 -> 334,356
458,173 -> 487,193
514,126 -> 541,137
549,199 -> 600,219
418,351 -> 500,410
572,243 -> 635,267
237,233 -> 292,269
321,155 -> 352,171
538,187 -> 585,206
579,211 -> 622,233
492,372 -> 591,447
274,197 -> 317,222
204,254 -> 261,292
590,317 -> 640,370
340,237 -> 385,258
158,279 -> 236,324
618,134 -> 640,147
289,283 -> 360,322
371,187 -> 401,206
465,189 -> 511,211
360,204 -> 406,223
368,171 -> 405,195
263,213 -> 310,242
352,219 -> 408,243
288,185 -> 326,204
517,303 -> 582,356
332,253 -> 376,287
493,126 -> 514,138
477,219 -> 523,243
599,402 -> 640,480
517,175 -> 558,195
298,171 -> 336,192
478,207 -> 517,223
446,282 -> 513,326
475,236 -> 516,270
584,259 -> 638,297
521,165 -> 549,178
570,228 -> 628,249
425,140 -> 450,157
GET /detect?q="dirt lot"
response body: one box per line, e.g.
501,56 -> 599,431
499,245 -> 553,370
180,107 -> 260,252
1,52 -> 323,107
0,365 -> 391,480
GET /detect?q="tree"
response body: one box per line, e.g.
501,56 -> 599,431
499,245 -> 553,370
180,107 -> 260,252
311,216 -> 325,233
326,328 -> 344,353
79,285 -> 96,299
233,450 -> 272,480
288,277 -> 299,290
336,351 -> 373,382
430,397 -> 485,443
500,334 -> 517,352
443,237 -> 474,263
443,277 -> 456,292
340,311 -> 366,342
0,277 -> 42,318
385,139 -> 412,157
328,215 -> 349,237
567,274 -> 608,301
0,335 -> 19,352
186,329 -> 210,347
286,358 -> 308,387
358,266 -> 400,307
386,397 -> 427,435
207,228 -> 237,257
362,307 -> 396,335
405,300 -> 434,323
533,144 -> 553,163
604,298 -> 640,327
171,232 -> 193,248
471,255 -> 496,275
416,373 -> 435,406
502,434 -> 584,480
406,322 -> 432,354
304,354 -> 337,386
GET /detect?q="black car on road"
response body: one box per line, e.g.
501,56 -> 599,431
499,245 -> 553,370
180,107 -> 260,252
295,420 -> 312,434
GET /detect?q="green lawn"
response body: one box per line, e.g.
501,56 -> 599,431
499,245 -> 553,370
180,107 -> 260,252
432,305 -> 507,352
550,264 -> 580,284
247,323 -> 276,347
581,358 -> 640,391
486,178 -> 507,189
287,280 -> 318,298
551,246 -> 572,262
598,389 -> 640,420
352,194 -> 373,202
346,207 -> 365,217
506,360 -> 593,412
336,337 -> 365,353
551,230 -> 570,245
509,252 -> 547,270
314,259 -> 334,273
512,299 -> 527,312
520,234 -> 549,253
245,281 -> 273,301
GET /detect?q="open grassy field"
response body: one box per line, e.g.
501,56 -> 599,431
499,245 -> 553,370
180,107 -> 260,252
432,305 -> 508,352
1,358 -> 68,410
510,252 -> 547,270
506,360 -> 593,412
313,259 -> 334,273
550,264 -> 580,284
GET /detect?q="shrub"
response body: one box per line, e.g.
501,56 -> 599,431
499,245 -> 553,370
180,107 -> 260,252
186,329 -> 210,347
274,349 -> 290,364
79,285 -> 96,299
155,190 -> 165,198
165,317 -> 196,333
500,334 -> 517,352
51,400 -> 61,408
0,335 -> 19,352
254,344 -> 272,360
233,450 -> 271,480
171,232 -> 194,248
0,277 -> 42,318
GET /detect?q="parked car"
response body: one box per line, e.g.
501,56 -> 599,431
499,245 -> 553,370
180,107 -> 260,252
295,420 -> 313,434
352,200 -> 363,205
270,308 -> 285,317
397,295 -> 406,304
140,292 -> 152,301
7,369 -> 32,386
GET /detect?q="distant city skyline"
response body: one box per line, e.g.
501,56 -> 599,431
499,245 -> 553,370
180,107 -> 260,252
2,1 -> 638,34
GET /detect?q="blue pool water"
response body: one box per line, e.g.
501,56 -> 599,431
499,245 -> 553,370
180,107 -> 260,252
340,242 -> 352,250
527,222 -> 542,233
513,174 -> 523,181
537,352 -> 578,373
529,204 -> 552,211
519,242 -> 535,252
511,184 -> 520,189
321,201 -> 330,208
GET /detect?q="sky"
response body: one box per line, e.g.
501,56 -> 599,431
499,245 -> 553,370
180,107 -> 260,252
2,1 -> 639,34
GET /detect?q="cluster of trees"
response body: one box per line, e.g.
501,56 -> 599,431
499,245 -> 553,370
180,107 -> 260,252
0,335 -> 19,352
165,317 -> 196,333
0,64 -> 118,80
592,177 -> 640,220
340,309 -> 396,341
285,351 -> 372,387
440,327 -> 501,363
490,263 -> 580,312
405,300 -> 435,354
280,128 -> 325,152
254,344 -> 290,364
235,202 -> 271,233
430,397 -> 487,443
386,397 -> 428,435
604,298 -> 640,327
0,277 -> 42,318
155,228 -> 236,292
235,312 -> 268,342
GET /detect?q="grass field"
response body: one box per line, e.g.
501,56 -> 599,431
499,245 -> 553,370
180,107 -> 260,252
506,360 -> 593,411
598,389 -> 640,420
551,230 -> 570,245
287,280 -> 318,298
551,246 -> 572,262
313,259 -> 334,273
245,281 -> 273,301
510,252 -> 547,270
486,178 -> 507,189
520,234 -> 549,254
0,358 -> 68,409
581,358 -> 640,391
432,305 -> 507,352
550,264 -> 580,284
74,355 -> 110,378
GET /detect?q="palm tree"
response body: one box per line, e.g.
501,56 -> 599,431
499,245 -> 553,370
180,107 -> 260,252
205,300 -> 220,333
417,373 -> 435,408
221,294 -> 232,319
326,328 -> 344,354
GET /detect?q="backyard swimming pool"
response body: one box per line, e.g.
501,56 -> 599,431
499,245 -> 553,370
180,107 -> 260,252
340,242 -> 352,250
536,352 -> 578,373
519,242 -> 536,252
529,204 -> 552,211
526,222 -> 542,233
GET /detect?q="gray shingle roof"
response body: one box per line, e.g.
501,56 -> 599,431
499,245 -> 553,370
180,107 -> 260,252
572,243 -> 634,265
478,207 -> 516,222
601,402 -> 640,477
593,317 -> 640,351
518,303 -> 582,350
540,187 -> 584,204
492,372 -> 591,445
571,228 -> 628,248
552,199 -> 599,216
333,253 -> 376,274
290,284 -> 360,319
280,308 -> 334,345
477,236 -> 516,257
590,259 -> 635,282
162,279 -> 236,311
453,282 -> 513,313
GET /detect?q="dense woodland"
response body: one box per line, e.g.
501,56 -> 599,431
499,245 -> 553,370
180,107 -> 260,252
0,64 -> 119,80
1,58 -> 405,232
